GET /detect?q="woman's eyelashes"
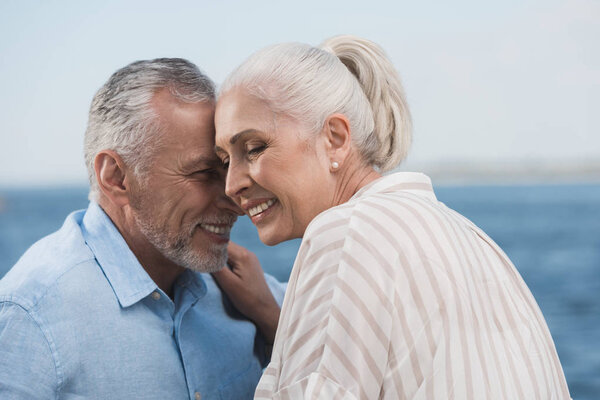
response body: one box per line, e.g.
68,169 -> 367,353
246,143 -> 266,159
214,151 -> 229,168
219,156 -> 230,169
215,141 -> 267,168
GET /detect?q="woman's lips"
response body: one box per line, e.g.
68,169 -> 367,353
244,198 -> 278,223
247,198 -> 276,217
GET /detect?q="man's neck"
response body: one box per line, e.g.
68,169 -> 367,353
99,201 -> 184,299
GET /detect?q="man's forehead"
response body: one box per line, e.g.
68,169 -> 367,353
152,89 -> 215,135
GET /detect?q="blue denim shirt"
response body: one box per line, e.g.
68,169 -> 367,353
0,202 -> 286,399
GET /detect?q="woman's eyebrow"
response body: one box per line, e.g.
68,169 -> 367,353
214,145 -> 226,155
214,129 -> 260,154
229,129 -> 259,145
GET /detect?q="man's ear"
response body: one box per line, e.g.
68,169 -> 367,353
94,150 -> 130,207
323,113 -> 352,170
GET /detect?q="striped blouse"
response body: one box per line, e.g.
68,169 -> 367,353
255,172 -> 570,399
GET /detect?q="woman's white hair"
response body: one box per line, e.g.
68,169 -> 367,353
84,58 -> 214,202
219,35 -> 412,172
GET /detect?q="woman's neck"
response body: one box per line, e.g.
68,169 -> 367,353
331,161 -> 381,207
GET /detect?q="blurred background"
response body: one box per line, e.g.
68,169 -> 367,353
1,0 -> 598,397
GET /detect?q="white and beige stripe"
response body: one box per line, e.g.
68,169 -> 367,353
255,172 -> 570,400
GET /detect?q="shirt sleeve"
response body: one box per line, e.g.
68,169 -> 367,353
265,372 -> 359,400
0,301 -> 58,399
256,274 -> 287,367
268,211 -> 398,399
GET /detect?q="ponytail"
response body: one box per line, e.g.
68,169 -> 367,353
220,35 -> 412,172
320,35 -> 412,171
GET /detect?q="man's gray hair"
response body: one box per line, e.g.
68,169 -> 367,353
84,58 -> 215,201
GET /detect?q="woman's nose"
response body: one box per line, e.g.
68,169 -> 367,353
225,160 -> 250,199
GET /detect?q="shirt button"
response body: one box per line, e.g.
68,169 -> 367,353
194,392 -> 201,400
151,291 -> 161,300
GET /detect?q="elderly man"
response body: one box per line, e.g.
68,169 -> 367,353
0,58 -> 284,399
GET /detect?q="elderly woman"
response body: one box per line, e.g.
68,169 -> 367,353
213,36 -> 570,399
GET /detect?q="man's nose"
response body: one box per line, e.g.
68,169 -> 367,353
216,192 -> 244,216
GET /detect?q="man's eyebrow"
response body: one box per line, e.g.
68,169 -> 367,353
182,155 -> 221,169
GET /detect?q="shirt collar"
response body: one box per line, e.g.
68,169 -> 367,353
175,269 -> 208,301
80,202 -> 158,308
351,171 -> 438,202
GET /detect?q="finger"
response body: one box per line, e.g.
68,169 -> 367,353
211,265 -> 240,290
227,241 -> 245,264
228,240 -> 242,251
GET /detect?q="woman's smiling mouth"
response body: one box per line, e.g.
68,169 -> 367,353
247,198 -> 276,217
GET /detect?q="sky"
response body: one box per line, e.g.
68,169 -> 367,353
0,0 -> 598,186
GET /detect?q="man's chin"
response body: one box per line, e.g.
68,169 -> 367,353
184,263 -> 224,274
174,248 -> 228,274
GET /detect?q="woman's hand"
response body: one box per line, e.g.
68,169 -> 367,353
212,241 -> 280,344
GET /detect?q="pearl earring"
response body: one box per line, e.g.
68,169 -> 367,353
331,161 -> 339,169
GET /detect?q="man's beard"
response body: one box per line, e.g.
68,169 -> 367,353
131,202 -> 235,273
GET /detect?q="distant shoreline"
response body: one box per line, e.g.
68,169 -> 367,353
403,159 -> 600,186
1,161 -> 600,189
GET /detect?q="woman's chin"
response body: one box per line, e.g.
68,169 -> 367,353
257,229 -> 287,246
256,221 -> 298,246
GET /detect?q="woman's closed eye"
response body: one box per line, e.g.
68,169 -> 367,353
246,144 -> 266,159
215,151 -> 229,168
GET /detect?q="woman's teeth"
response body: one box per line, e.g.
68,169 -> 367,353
248,199 -> 275,217
200,224 -> 228,234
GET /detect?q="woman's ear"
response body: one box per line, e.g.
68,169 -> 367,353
323,113 -> 352,171
94,150 -> 131,207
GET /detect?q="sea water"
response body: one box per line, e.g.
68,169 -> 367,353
0,183 -> 598,398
